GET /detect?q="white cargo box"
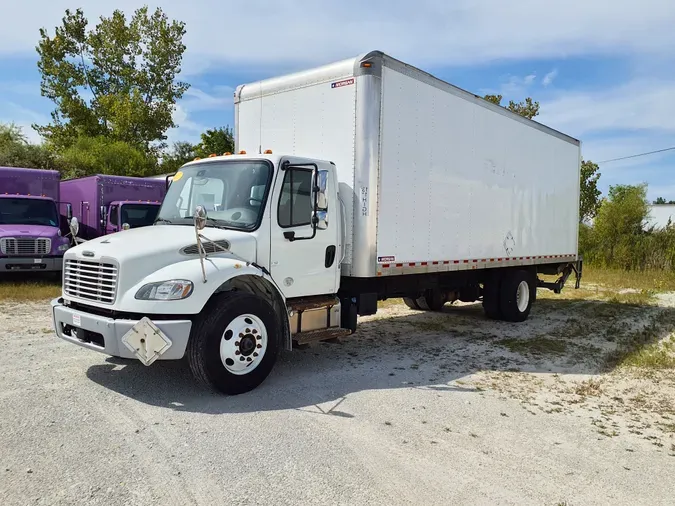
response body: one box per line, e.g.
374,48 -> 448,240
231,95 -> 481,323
235,51 -> 581,279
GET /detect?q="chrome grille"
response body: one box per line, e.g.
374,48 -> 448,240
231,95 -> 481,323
64,259 -> 118,304
0,237 -> 51,256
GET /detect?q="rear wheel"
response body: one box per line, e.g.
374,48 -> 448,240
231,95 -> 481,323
403,297 -> 421,310
404,289 -> 446,311
499,270 -> 534,322
187,292 -> 280,395
416,289 -> 446,311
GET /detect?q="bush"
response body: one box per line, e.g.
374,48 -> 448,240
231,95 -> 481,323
581,184 -> 675,271
58,135 -> 159,179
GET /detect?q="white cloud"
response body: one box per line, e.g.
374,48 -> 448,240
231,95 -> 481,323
181,86 -> 233,112
537,79 -> 675,138
542,70 -> 558,87
0,0 -> 673,71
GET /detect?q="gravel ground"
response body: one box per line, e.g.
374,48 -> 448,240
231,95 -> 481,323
1,295 -> 674,506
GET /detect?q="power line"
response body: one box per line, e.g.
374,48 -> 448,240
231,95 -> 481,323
598,146 -> 675,164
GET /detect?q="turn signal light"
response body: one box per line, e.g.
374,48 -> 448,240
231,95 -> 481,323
208,153 -> 217,157
239,150 -> 247,155
264,149 -> 273,154
224,152 -> 232,156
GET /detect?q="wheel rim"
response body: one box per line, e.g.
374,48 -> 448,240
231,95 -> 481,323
516,280 -> 530,312
219,314 -> 268,375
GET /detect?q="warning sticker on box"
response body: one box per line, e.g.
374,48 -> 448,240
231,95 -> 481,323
331,78 -> 354,89
378,256 -> 396,263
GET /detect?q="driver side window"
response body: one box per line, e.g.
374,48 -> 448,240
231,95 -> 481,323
278,168 -> 312,228
109,205 -> 119,226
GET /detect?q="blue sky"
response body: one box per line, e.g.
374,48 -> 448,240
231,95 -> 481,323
1,0 -> 674,200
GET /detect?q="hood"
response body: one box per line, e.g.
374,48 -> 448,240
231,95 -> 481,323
0,224 -> 60,238
65,224 -> 257,264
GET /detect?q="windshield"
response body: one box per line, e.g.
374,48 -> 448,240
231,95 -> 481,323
0,197 -> 59,227
120,203 -> 160,228
156,160 -> 272,231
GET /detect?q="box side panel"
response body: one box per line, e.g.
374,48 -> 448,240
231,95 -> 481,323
100,177 -> 166,204
376,66 -> 580,271
60,177 -> 100,239
237,75 -> 358,273
0,167 -> 60,200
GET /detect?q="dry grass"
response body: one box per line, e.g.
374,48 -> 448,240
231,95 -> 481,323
581,267 -> 675,292
0,279 -> 60,302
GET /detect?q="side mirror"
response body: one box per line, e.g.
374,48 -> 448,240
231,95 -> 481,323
122,223 -> 130,231
313,169 -> 329,230
70,217 -> 80,237
194,205 -> 207,231
66,203 -> 73,221
100,205 -> 107,228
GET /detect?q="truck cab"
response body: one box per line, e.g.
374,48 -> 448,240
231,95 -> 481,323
52,153 -> 341,394
60,174 -> 167,241
0,167 -> 71,272
103,200 -> 162,234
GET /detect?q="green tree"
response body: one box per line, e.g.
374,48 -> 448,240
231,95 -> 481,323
34,6 -> 189,151
59,135 -> 158,179
593,184 -> 649,267
483,94 -> 540,119
580,159 -> 602,223
160,140 -> 195,173
0,122 -> 58,170
653,197 -> 675,205
194,126 -> 235,158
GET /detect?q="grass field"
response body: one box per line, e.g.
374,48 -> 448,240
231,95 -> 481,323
0,275 -> 60,302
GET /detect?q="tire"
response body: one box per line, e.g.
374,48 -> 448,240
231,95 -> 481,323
416,289 -> 446,311
187,292 -> 280,395
403,297 -> 422,310
482,271 -> 503,320
499,270 -> 534,322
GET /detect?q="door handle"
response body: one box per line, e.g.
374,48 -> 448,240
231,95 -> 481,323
325,245 -> 336,268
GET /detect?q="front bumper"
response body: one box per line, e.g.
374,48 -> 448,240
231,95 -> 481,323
1,256 -> 63,272
51,298 -> 192,362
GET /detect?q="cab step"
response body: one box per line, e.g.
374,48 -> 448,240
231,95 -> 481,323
288,295 -> 339,313
293,328 -> 352,346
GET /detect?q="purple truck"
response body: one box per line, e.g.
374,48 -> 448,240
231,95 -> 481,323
0,167 -> 71,272
59,175 -> 167,241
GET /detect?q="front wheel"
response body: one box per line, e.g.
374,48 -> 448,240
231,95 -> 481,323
187,292 -> 280,395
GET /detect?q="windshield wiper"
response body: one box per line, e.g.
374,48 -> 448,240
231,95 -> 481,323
203,217 -> 230,230
154,218 -> 173,225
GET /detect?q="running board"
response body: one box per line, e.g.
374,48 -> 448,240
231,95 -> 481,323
293,328 -> 352,346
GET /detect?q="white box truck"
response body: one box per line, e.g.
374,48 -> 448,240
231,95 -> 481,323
51,51 -> 582,395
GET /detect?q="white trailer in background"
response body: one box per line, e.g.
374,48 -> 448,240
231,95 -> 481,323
52,51 -> 582,395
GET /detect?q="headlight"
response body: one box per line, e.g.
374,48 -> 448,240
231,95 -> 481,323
57,244 -> 70,251
135,280 -> 194,300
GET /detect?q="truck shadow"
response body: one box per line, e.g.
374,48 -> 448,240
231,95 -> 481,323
85,298 -> 675,415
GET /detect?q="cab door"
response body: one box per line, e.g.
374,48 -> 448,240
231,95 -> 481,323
268,159 -> 339,299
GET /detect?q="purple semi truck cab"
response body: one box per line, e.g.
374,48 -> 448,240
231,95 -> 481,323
0,167 -> 71,272
59,175 -> 168,241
